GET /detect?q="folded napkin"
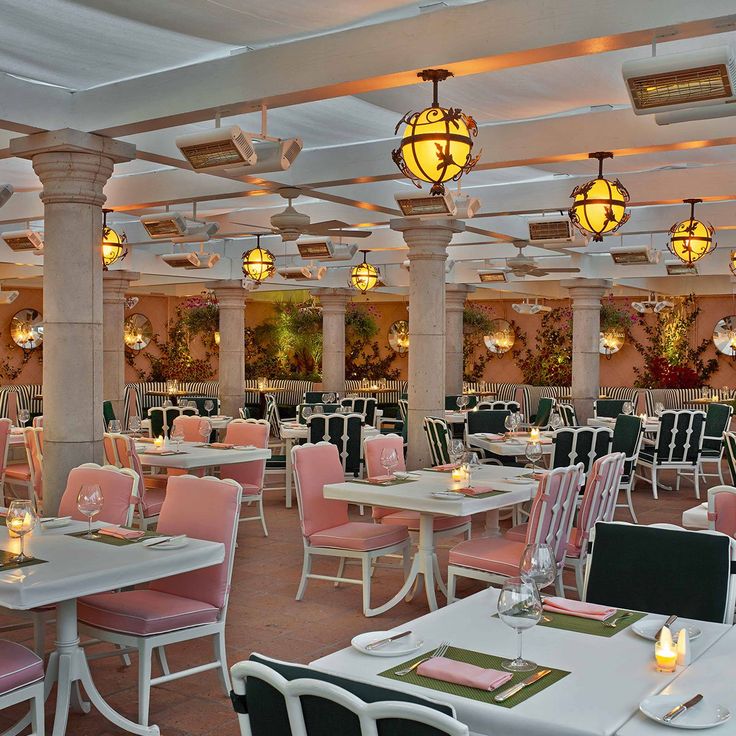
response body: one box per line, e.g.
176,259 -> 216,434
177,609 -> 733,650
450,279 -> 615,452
454,485 -> 495,496
99,527 -> 146,541
433,463 -> 460,471
416,657 -> 512,691
543,596 -> 616,621
10,427 -> 23,435
367,474 -> 393,483
209,442 -> 234,449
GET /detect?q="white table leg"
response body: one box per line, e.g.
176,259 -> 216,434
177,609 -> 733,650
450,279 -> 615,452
285,437 -> 293,508
484,510 -> 501,537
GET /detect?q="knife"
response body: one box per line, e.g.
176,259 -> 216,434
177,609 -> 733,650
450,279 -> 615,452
663,694 -> 703,723
365,630 -> 412,650
656,614 -> 678,641
494,668 -> 552,702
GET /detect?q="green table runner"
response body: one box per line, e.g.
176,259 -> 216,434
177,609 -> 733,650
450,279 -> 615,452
380,645 -> 568,708
539,609 -> 646,637
354,478 -> 417,487
0,549 -> 46,571
67,528 -> 163,547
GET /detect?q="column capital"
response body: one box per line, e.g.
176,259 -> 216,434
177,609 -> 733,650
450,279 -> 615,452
102,270 -> 141,303
562,278 -> 612,309
10,128 -> 136,163
390,217 -> 465,260
317,288 -> 353,312
445,284 -> 475,311
207,280 -> 248,309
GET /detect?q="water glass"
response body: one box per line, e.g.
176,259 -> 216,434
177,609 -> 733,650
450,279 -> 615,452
504,415 -> 515,434
108,419 -> 122,434
549,411 -> 563,431
456,395 -> 469,410
497,577 -> 543,672
204,399 -> 215,417
380,447 -> 399,478
313,405 -> 324,415
302,406 -> 313,421
525,441 -> 543,473
77,484 -> 103,540
199,420 -> 212,446
520,543 -> 556,591
17,409 -> 30,428
323,392 -> 336,404
171,428 -> 185,453
6,499 -> 37,562
449,439 -> 465,464
623,401 -> 633,415
129,416 -> 141,436
654,402 -> 665,417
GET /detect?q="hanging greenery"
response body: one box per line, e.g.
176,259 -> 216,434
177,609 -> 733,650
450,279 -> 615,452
265,297 -> 324,379
631,294 -> 718,388
345,302 -> 400,380
514,307 -> 573,386
600,298 -> 638,335
179,291 -> 219,350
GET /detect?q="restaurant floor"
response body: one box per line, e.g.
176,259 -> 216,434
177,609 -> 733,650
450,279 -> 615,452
0,470 -> 713,735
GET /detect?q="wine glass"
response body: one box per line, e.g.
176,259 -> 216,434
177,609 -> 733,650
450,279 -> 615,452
163,399 -> 173,408
313,404 -> 324,415
380,447 -> 399,478
464,452 -> 481,483
520,543 -> 556,592
6,499 -> 37,562
17,409 -> 30,428
622,401 -> 633,415
449,439 -> 465,465
108,419 -> 122,434
323,392 -> 336,404
199,420 -> 212,446
77,484 -> 103,540
504,414 -> 515,434
301,406 -> 313,422
497,577 -> 543,672
171,427 -> 185,453
204,399 -> 214,417
549,411 -> 563,431
512,412 -> 523,432
654,402 -> 665,418
128,415 -> 141,436
525,441 -> 543,473
456,395 -> 469,411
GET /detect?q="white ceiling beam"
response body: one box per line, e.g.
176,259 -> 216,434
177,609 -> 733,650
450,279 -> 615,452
71,0 -> 736,137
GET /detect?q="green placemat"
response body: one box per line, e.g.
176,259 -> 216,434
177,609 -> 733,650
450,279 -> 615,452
354,478 -> 417,486
380,645 -> 568,708
539,609 -> 646,637
66,528 -> 163,547
0,549 -> 47,571
459,489 -> 509,499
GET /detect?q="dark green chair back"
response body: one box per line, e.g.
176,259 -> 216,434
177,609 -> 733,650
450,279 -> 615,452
612,414 -> 643,479
466,410 -> 510,435
654,410 -> 705,464
703,403 -> 733,454
307,413 -> 363,476
535,397 -> 554,427
103,400 -> 116,428
423,416 -> 451,466
149,407 -> 188,439
341,397 -> 377,426
725,432 -> 736,484
594,399 -> 626,418
182,396 -> 219,416
304,391 -> 337,404
552,427 -> 612,475
585,522 -> 734,624
264,394 -> 281,440
445,395 -> 478,410
558,404 -> 578,427
296,404 -> 339,424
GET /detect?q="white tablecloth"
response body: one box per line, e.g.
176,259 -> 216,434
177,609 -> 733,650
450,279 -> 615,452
467,433 -> 554,457
137,441 -> 270,470
312,589 -> 730,736
681,502 -> 708,529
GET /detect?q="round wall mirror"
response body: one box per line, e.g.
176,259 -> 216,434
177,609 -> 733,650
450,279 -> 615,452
388,320 -> 410,354
599,329 -> 625,357
11,309 -> 43,351
713,316 -> 736,356
124,313 -> 153,351
483,319 -> 515,355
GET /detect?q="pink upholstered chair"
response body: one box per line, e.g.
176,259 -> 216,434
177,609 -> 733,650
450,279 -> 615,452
2,422 -> 34,506
104,432 -> 167,530
447,463 -> 584,602
32,416 -> 43,428
220,419 -> 270,536
0,640 -> 44,736
0,418 -> 14,504
24,427 -> 43,510
171,414 -> 211,442
77,474 -> 243,727
708,485 -> 736,538
292,442 -> 411,617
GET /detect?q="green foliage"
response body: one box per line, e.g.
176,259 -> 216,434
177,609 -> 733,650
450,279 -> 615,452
141,318 -> 215,382
462,303 -> 495,382
345,302 -> 399,380
514,307 -> 573,386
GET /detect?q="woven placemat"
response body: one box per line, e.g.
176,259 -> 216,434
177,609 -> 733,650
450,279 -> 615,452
379,645 -> 568,708
66,529 -> 162,547
354,478 -> 417,487
539,609 -> 646,637
0,549 -> 47,570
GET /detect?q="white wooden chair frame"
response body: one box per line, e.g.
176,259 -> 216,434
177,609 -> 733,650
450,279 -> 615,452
707,485 -> 736,532
0,419 -> 15,505
292,443 -> 411,617
423,416 -> 451,467
230,659 -> 468,736
696,405 -> 733,487
616,424 -> 645,523
78,475 -> 242,727
551,427 -> 613,477
0,676 -> 44,736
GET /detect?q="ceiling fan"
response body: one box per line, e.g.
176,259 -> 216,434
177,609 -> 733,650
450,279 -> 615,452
499,242 -> 581,278
233,187 -> 373,242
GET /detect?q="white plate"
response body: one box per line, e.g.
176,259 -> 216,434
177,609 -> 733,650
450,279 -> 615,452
639,695 -> 730,729
143,535 -> 189,550
431,491 -> 464,500
394,471 -> 420,480
40,518 -> 71,529
501,477 -> 535,485
351,631 -> 424,657
631,616 -> 702,642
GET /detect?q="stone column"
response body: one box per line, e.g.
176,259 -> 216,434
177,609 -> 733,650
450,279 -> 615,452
390,218 -> 465,469
102,270 -> 140,420
11,129 -> 135,513
317,288 -> 352,395
445,285 -> 474,394
208,280 -> 246,419
562,279 -> 611,422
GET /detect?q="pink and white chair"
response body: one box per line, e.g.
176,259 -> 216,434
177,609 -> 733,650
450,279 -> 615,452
220,419 -> 270,536
2,423 -> 35,507
77,474 -> 243,727
447,463 -> 585,602
170,414 -> 210,442
32,416 -> 43,428
0,640 -> 44,736
707,485 -> 736,538
104,433 -> 167,530
292,442 -> 411,617
0,418 -> 13,504
24,427 -> 43,511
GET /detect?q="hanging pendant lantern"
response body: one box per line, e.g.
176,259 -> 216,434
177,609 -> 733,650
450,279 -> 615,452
569,152 -> 630,242
392,69 -> 479,196
668,198 -> 715,266
350,250 -> 379,293
242,234 -> 276,283
101,209 -> 128,270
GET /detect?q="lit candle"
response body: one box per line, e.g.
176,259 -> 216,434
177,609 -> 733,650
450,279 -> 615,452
655,628 -> 677,672
451,468 -> 464,483
154,436 -> 164,449
529,427 -> 540,442
676,629 -> 691,667
8,511 -> 33,538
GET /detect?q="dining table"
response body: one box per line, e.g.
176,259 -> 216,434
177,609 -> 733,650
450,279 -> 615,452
311,587 -> 731,736
467,432 -> 555,458
323,466 -> 536,613
0,518 -> 225,736
136,440 -> 270,471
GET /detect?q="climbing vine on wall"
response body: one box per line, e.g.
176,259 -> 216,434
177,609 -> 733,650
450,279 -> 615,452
462,303 -> 494,383
345,302 -> 400,380
513,307 -> 573,386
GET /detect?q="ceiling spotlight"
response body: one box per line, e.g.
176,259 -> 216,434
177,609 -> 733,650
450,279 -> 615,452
350,250 -> 379,293
392,69 -> 479,196
242,235 -> 276,283
569,152 -> 630,242
101,209 -> 127,270
667,198 -> 715,266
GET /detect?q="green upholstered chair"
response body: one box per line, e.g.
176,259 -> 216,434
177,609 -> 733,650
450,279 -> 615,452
306,413 -> 363,477
611,414 -> 644,522
296,404 -> 339,424
303,391 -> 337,404
263,395 -> 287,472
698,402 -> 733,486
465,409 -> 513,466
182,396 -> 219,417
102,400 -> 116,429
423,416 -> 452,467
551,426 -> 613,477
585,521 -> 736,624
534,397 -> 554,428
558,404 -> 578,427
593,399 -> 627,418
148,406 -> 196,439
341,397 -> 377,426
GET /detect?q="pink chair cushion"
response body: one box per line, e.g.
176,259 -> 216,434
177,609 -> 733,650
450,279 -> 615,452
380,511 -> 471,533
504,523 -> 527,543
149,475 -> 240,610
0,640 -> 43,694
565,527 -> 584,558
292,444 -> 349,537
713,492 -> 736,538
141,487 -> 166,516
3,463 -> 30,481
78,590 -> 218,636
449,537 -> 525,577
220,422 -> 269,491
241,483 -> 261,497
58,466 -> 135,526
309,522 -> 408,552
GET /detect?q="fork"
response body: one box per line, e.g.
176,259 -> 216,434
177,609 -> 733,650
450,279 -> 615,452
395,641 -> 450,676
602,611 -> 633,629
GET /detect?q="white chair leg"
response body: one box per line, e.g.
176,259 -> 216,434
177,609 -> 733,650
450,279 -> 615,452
574,560 -> 585,599
676,470 -> 681,492
334,557 -> 346,588
118,643 -> 132,668
361,557 -> 372,617
213,630 -> 230,694
694,468 -> 701,500
554,571 -> 564,597
32,685 -> 45,736
138,640 -> 153,727
296,551 -> 311,601
719,460 -> 726,485
447,568 -> 457,604
258,496 -> 268,537
651,465 -> 658,500
626,486 -> 638,523
156,646 -> 170,676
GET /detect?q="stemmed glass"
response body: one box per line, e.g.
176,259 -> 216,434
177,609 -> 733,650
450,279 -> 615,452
549,411 -> 563,431
456,395 -> 469,411
204,399 -> 214,417
654,402 -> 665,418
17,409 -> 30,429
525,441 -> 543,473
108,419 -> 122,434
622,401 -> 633,415
6,499 -> 37,562
380,447 -> 399,479
129,416 -> 141,437
77,484 -> 103,540
449,439 -> 465,465
171,427 -> 185,454
302,406 -> 313,422
504,414 -> 515,435
199,420 -> 212,447
323,392 -> 336,404
520,543 -> 556,592
497,577 -> 543,672
313,404 -> 324,415
463,452 -> 481,484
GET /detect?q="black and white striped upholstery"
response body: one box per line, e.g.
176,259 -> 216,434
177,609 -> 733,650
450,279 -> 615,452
0,387 -> 13,419
344,380 -> 407,406
123,381 -> 219,425
13,384 -> 43,418
644,388 -> 705,416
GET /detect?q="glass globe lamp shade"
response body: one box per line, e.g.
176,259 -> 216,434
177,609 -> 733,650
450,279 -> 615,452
350,257 -> 379,294
668,200 -> 715,266
101,226 -> 127,269
242,246 -> 276,283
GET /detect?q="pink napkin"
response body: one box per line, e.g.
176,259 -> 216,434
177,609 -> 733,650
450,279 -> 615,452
210,442 -> 234,449
99,527 -> 146,541
543,596 -> 617,621
455,485 -> 495,496
434,463 -> 460,471
417,657 -> 512,691
367,474 -> 393,482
